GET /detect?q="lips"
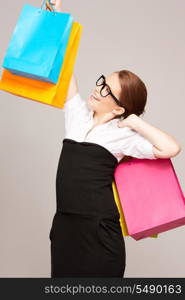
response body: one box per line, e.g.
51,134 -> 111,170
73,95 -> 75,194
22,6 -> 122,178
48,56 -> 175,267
91,94 -> 99,101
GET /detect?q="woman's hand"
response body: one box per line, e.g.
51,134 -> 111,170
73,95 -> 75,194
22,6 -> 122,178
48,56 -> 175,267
117,114 -> 138,129
46,0 -> 62,12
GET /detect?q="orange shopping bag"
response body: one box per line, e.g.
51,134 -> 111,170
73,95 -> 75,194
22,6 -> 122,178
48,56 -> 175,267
0,22 -> 82,109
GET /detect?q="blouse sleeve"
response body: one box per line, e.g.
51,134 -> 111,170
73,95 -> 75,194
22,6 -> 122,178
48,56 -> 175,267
119,128 -> 157,159
63,93 -> 90,133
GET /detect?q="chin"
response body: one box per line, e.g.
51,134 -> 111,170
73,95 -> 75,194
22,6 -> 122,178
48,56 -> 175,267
87,97 -> 95,109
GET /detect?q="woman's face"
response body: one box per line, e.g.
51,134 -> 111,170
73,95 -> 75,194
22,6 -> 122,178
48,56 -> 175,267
87,72 -> 125,117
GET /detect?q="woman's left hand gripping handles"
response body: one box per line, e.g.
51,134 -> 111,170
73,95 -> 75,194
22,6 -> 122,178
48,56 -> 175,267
41,0 -> 57,12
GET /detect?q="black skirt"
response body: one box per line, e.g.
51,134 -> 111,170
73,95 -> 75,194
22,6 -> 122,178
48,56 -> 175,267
49,138 -> 126,277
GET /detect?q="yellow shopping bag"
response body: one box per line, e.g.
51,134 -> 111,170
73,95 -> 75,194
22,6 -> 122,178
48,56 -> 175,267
112,181 -> 158,239
0,22 -> 82,109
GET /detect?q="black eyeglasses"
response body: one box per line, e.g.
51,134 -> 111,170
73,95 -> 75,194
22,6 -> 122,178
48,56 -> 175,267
96,75 -> 127,112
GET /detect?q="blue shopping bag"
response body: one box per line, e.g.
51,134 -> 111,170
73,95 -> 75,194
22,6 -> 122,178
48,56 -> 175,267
2,0 -> 73,83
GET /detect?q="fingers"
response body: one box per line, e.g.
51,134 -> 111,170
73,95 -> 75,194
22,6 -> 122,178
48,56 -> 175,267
45,0 -> 62,13
45,0 -> 55,11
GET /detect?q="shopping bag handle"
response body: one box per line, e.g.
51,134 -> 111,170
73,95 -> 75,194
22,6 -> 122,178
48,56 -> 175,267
41,0 -> 57,12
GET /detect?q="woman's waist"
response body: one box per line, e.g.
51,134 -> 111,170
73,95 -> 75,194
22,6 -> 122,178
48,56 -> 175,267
55,186 -> 119,217
56,180 -> 114,193
54,209 -> 120,220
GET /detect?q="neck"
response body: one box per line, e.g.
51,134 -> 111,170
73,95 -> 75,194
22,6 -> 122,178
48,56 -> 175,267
92,111 -> 115,125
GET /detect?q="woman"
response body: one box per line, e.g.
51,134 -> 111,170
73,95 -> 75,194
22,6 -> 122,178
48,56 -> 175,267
48,1 -> 181,277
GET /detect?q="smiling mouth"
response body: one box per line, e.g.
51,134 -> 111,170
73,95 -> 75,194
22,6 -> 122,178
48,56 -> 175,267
91,94 -> 99,101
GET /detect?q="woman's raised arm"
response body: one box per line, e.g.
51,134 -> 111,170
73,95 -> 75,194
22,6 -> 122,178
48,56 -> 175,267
66,74 -> 79,101
45,1 -> 79,102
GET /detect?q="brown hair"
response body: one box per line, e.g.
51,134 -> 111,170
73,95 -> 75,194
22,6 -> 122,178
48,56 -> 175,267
114,70 -> 148,163
113,69 -> 147,120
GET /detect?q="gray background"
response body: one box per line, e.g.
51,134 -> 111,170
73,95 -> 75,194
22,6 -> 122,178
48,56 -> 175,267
0,0 -> 184,277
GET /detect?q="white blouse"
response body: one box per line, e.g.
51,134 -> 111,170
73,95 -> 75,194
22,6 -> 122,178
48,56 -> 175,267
62,93 -> 157,162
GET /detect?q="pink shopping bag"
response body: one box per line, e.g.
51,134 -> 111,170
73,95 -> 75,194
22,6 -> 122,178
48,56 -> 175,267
114,158 -> 185,240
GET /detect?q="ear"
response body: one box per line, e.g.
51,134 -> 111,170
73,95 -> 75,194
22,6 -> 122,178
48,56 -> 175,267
112,107 -> 125,116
